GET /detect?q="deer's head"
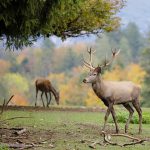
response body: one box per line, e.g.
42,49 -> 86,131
82,48 -> 120,84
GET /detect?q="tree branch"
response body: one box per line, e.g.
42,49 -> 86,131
0,95 -> 14,115
101,131 -> 147,147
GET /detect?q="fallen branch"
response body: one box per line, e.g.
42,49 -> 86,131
110,133 -> 141,141
83,131 -> 147,149
81,139 -> 105,149
101,131 -> 147,147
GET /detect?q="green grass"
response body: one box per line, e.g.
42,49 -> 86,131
1,110 -> 104,128
0,108 -> 150,150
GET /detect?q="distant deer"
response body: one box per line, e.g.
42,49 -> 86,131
82,48 -> 142,134
35,78 -> 59,107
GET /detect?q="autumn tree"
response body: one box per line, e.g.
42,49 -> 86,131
103,64 -> 146,85
0,73 -> 29,105
0,0 -> 124,49
0,59 -> 11,75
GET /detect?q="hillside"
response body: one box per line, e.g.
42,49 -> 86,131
119,0 -> 150,32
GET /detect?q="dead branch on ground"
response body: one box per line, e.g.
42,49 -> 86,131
82,131 -> 147,149
101,131 -> 147,147
0,95 -> 14,115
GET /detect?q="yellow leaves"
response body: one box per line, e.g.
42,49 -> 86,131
59,77 -> 84,105
2,73 -> 29,94
103,64 -> 146,86
126,64 -> 146,85
85,88 -> 105,107
104,66 -> 123,81
48,73 -> 66,85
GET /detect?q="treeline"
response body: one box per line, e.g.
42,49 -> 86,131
0,22 -> 150,107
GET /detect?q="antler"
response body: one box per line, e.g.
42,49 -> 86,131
100,48 -> 120,68
82,47 -> 96,70
83,48 -> 120,70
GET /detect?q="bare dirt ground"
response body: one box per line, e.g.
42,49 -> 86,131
0,122 -> 114,149
0,127 -> 54,149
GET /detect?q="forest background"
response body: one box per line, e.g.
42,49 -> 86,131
1,0 -> 150,107
1,21 -> 150,107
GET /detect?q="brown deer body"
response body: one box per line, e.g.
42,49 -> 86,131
35,78 -> 59,107
82,48 -> 142,134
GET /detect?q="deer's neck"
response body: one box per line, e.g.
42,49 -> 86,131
92,76 -> 105,94
50,86 -> 58,100
92,76 -> 106,101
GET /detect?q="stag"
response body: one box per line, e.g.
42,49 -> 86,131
82,48 -> 142,134
35,78 -> 59,107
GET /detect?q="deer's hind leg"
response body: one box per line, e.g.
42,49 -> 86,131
132,100 -> 142,134
35,88 -> 38,107
123,103 -> 134,133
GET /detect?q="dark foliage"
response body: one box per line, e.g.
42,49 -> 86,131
0,0 -> 124,49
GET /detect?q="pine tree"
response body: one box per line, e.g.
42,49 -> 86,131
141,48 -> 150,107
0,0 -> 124,50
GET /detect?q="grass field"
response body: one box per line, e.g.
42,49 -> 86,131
0,106 -> 150,150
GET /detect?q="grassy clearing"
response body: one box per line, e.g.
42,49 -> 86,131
0,107 -> 150,150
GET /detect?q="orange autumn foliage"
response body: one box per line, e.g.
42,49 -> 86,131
0,59 -> 11,75
11,94 -> 28,106
59,77 -> 86,105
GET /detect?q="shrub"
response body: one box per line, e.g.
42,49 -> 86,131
109,111 -> 150,124
0,145 -> 9,150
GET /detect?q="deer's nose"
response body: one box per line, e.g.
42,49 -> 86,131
83,79 -> 87,83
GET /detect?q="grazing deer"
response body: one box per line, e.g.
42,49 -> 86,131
35,78 -> 59,107
82,48 -> 142,134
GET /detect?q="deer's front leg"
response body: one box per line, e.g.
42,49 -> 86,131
48,92 -> 52,106
111,107 -> 119,133
103,103 -> 113,131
